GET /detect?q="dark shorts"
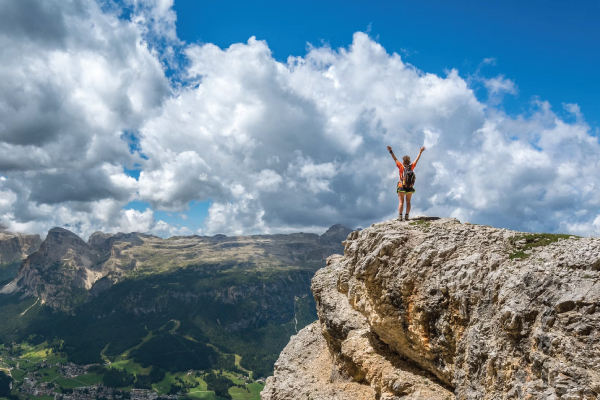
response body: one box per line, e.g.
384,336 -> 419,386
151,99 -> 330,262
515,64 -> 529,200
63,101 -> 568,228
397,183 -> 415,194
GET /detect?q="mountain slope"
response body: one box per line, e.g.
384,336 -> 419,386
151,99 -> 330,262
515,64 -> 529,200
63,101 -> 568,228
0,225 -> 41,281
0,224 -> 352,377
2,227 -> 106,309
3,225 -> 352,309
263,217 -> 600,399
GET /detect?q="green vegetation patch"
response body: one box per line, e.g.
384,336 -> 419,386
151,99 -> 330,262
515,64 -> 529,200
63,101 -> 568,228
509,233 -> 579,260
55,376 -> 90,389
0,294 -> 45,344
0,258 -> 318,379
53,373 -> 103,389
228,383 -> 263,400
0,370 -> 13,397
30,395 -> 55,400
36,367 -> 61,383
109,358 -> 151,376
15,359 -> 36,370
9,369 -> 26,382
20,344 -> 47,362
409,220 -> 430,228
186,391 -> 226,400
153,371 -> 185,395
221,371 -> 245,385
204,371 -> 235,400
130,332 -> 231,372
102,367 -> 135,388
74,373 -> 104,386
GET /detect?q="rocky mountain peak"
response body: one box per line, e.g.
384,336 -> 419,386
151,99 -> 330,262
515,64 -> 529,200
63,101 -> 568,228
321,223 -> 350,237
40,227 -> 98,261
44,227 -> 92,249
1,227 -> 108,310
87,231 -> 114,249
47,226 -> 80,236
263,217 -> 600,400
1,225 -> 352,312
87,231 -> 145,255
0,227 -> 42,280
319,224 -> 353,247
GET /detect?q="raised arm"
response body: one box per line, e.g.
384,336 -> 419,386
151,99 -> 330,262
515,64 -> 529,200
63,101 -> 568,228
413,147 -> 426,166
387,146 -> 399,163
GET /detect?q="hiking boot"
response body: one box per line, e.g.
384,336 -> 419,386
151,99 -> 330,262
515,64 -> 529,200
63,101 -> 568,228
397,215 -> 403,221
404,214 -> 410,221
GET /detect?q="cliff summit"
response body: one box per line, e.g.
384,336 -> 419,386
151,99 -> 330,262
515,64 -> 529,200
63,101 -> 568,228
263,217 -> 600,400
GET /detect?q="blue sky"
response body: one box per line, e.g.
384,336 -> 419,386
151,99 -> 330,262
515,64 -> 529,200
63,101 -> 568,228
174,0 -> 600,127
2,0 -> 599,238
127,200 -> 211,233
153,0 -> 599,231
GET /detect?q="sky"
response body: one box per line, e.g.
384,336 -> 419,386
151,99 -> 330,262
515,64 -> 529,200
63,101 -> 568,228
0,0 -> 599,239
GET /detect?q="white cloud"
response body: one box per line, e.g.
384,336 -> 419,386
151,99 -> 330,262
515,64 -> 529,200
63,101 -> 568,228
0,2 -> 599,239
138,150 -> 214,211
484,74 -> 517,97
423,129 -> 440,148
253,170 -> 283,193
0,0 -> 169,238
198,197 -> 269,236
137,32 -> 599,236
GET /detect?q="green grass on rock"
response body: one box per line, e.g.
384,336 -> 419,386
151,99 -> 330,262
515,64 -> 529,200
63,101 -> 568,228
509,233 -> 579,260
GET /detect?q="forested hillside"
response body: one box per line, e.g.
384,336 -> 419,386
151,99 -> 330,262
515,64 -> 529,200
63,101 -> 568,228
0,224 -> 351,378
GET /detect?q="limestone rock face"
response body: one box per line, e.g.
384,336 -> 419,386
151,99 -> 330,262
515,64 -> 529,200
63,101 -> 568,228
0,227 -> 41,265
3,228 -> 108,310
264,218 -> 600,400
0,227 -> 42,282
261,321 -> 378,400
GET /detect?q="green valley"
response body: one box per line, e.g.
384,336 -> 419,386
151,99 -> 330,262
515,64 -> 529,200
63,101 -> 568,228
0,338 -> 264,399
0,224 -> 352,399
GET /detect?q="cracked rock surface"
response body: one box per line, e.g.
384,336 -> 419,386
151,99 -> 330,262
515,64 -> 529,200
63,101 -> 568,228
263,218 -> 600,399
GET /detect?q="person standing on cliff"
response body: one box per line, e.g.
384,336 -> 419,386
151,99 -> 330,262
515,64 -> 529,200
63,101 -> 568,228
387,145 -> 425,221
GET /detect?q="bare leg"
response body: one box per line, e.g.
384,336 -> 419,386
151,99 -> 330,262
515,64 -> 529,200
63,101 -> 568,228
398,192 -> 405,216
405,192 -> 413,216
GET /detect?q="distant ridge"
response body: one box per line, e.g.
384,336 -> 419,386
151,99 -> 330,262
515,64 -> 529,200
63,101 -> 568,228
0,223 -> 353,377
1,224 -> 353,311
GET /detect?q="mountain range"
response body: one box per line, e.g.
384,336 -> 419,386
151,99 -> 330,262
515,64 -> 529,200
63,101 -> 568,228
0,224 -> 352,378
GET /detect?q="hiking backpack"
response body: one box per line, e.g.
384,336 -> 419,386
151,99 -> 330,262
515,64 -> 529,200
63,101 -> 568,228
402,165 -> 416,188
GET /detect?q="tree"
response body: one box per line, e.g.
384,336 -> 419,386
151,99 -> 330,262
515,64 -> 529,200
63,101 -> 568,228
203,371 -> 234,400
0,371 -> 13,397
102,368 -> 135,388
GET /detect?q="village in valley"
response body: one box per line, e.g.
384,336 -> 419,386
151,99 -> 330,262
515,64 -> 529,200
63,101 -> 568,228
0,341 -> 264,400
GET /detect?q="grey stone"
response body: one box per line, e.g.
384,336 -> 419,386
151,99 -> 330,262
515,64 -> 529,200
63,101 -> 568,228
264,217 -> 600,400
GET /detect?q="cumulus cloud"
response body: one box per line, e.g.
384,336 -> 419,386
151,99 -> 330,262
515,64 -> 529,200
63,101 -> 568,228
0,0 -> 170,238
483,74 -> 518,101
0,0 -> 599,239
136,32 -> 600,236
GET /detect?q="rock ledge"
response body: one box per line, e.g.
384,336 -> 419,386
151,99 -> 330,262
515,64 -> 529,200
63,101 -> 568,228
264,217 -> 600,399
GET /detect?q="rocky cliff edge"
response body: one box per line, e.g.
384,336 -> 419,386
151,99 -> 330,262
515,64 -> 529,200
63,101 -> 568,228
263,217 -> 600,400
